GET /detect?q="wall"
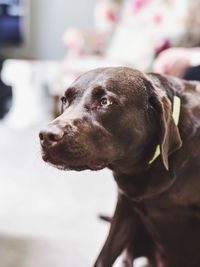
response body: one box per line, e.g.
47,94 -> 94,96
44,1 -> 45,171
0,0 -> 95,59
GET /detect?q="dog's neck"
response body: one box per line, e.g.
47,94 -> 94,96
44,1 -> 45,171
109,124 -> 159,176
109,139 -> 158,176
110,95 -> 181,201
110,95 -> 181,177
110,137 -> 177,201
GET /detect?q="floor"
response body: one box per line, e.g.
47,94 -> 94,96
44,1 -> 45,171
0,118 -> 120,267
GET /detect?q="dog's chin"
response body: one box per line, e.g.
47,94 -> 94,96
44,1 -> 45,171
41,152 -> 107,171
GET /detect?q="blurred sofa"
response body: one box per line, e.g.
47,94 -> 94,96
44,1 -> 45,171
51,0 -> 200,116
63,0 -> 200,66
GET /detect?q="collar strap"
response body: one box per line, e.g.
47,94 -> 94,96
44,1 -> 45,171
149,95 -> 181,164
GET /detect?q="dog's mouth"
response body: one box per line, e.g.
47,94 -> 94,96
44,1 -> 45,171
41,149 -> 108,171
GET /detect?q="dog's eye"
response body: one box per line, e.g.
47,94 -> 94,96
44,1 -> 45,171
100,97 -> 112,107
61,96 -> 69,107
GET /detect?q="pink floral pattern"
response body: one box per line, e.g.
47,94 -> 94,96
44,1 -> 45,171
106,8 -> 118,22
153,13 -> 162,25
132,0 -> 151,13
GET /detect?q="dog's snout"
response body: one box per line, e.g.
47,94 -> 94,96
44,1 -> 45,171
39,126 -> 64,147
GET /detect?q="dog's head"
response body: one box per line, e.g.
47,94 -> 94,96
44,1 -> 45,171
39,67 -> 182,173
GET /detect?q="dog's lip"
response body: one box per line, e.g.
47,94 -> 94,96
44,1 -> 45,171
88,162 -> 107,171
42,152 -> 107,171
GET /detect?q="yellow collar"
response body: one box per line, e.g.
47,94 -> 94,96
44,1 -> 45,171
149,96 -> 181,164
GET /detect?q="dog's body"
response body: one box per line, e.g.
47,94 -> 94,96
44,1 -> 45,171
39,67 -> 200,267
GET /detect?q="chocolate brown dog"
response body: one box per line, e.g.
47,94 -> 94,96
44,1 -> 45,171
39,67 -> 200,267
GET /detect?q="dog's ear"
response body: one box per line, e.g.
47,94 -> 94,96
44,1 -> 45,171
146,78 -> 182,170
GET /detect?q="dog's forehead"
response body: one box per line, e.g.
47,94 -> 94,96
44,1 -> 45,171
68,67 -> 148,97
69,68 -> 110,90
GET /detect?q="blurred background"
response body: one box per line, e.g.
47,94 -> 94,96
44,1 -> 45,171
0,0 -> 200,266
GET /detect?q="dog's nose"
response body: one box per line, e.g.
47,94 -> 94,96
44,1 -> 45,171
39,126 -> 64,147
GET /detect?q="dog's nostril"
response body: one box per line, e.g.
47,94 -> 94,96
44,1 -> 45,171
39,132 -> 44,141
